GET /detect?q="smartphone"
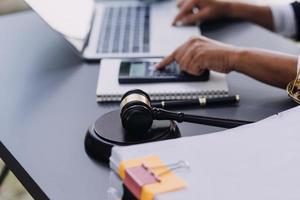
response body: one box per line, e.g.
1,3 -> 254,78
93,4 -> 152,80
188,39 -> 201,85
118,61 -> 210,84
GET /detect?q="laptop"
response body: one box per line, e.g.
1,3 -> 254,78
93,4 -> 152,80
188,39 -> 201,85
24,0 -> 200,60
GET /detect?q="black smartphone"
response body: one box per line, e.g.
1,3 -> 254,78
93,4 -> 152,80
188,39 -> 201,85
118,61 -> 210,84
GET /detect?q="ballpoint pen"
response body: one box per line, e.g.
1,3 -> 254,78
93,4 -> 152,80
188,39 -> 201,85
152,95 -> 240,109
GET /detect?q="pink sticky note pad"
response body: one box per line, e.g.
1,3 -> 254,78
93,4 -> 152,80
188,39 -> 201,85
124,166 -> 158,199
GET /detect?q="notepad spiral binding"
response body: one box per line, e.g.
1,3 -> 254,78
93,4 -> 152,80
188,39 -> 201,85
97,90 -> 229,102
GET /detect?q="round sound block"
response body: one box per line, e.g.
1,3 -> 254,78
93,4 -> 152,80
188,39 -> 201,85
84,110 -> 181,162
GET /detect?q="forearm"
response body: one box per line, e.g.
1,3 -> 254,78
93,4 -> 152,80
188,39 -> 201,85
230,48 -> 297,88
224,2 -> 274,31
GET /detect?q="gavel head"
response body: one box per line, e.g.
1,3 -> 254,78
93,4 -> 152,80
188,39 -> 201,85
120,89 -> 153,133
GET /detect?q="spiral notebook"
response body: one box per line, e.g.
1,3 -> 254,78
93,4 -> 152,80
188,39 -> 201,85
97,59 -> 229,102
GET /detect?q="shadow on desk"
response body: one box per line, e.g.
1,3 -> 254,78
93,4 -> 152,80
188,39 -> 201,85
1,19 -> 83,124
201,18 -> 244,31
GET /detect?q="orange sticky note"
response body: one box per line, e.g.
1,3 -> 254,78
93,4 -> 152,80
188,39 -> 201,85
124,166 -> 159,199
119,155 -> 186,200
119,156 -> 161,180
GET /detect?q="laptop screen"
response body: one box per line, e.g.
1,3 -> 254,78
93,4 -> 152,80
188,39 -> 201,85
24,0 -> 94,40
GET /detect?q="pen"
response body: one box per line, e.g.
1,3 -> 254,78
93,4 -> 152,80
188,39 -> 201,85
152,95 -> 240,109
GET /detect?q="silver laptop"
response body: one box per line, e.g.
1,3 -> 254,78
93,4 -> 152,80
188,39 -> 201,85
24,0 -> 200,60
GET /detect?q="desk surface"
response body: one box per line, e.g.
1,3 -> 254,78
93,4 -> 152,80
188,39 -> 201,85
0,11 -> 299,200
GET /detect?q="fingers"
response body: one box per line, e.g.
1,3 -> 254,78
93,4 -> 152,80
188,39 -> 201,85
156,51 -> 176,69
179,47 -> 194,71
180,46 -> 206,75
180,9 -> 209,25
157,46 -> 200,76
172,0 -> 197,25
189,51 -> 205,75
156,42 -> 188,69
158,36 -> 231,76
177,0 -> 186,8
157,36 -> 208,74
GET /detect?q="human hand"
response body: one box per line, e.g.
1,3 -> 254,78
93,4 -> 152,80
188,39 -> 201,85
156,36 -> 238,75
173,0 -> 230,26
176,0 -> 186,8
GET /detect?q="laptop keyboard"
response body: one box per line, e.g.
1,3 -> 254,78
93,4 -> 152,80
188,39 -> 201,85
97,6 -> 150,54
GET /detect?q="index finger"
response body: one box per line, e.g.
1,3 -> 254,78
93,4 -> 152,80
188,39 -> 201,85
176,0 -> 185,8
172,0 -> 196,25
156,51 -> 176,69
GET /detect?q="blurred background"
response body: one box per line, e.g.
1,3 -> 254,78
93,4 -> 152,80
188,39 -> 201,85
0,0 -> 28,15
0,160 -> 33,200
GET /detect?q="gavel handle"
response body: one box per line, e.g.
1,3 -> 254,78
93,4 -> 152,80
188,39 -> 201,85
153,108 -> 254,129
181,113 -> 253,128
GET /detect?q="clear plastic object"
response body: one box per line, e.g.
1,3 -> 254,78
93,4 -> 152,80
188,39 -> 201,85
107,172 -> 124,200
